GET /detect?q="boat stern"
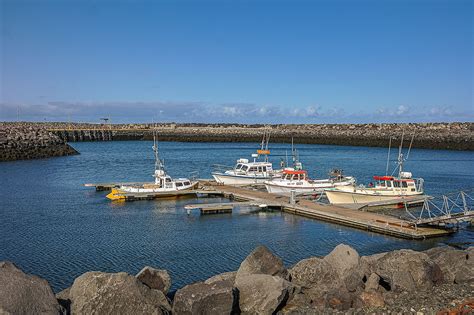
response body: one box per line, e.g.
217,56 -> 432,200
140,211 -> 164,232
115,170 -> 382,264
106,188 -> 126,201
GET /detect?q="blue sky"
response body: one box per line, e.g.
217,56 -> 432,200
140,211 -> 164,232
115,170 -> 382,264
1,0 -> 472,123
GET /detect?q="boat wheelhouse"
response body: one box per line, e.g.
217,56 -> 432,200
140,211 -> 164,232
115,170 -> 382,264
212,155 -> 280,185
211,131 -> 282,185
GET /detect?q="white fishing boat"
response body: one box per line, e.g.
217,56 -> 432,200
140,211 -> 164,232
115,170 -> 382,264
325,134 -> 424,206
264,139 -> 355,195
211,131 -> 282,185
106,129 -> 197,200
265,168 -> 355,196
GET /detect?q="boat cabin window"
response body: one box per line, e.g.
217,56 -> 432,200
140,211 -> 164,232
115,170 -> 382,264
386,181 -> 392,187
380,181 -> 386,187
263,166 -> 267,172
241,165 -> 249,171
258,166 -> 263,172
235,164 -> 243,170
176,182 -> 183,187
393,181 -> 400,188
402,182 -> 408,188
249,167 -> 257,172
184,181 -> 191,186
166,178 -> 172,182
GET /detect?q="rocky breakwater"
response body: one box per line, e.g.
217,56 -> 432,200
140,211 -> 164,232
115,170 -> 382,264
42,121 -> 473,150
0,123 -> 78,161
1,244 -> 473,314
151,122 -> 474,150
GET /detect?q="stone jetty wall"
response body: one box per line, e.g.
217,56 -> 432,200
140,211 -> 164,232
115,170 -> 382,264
1,244 -> 473,314
3,121 -> 474,150
0,123 -> 78,162
32,121 -> 474,150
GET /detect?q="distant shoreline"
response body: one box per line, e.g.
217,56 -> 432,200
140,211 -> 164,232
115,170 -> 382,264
1,122 -> 473,155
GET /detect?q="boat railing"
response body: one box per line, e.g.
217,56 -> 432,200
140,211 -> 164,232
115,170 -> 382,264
404,189 -> 474,226
415,178 -> 424,192
189,171 -> 199,181
212,164 -> 234,173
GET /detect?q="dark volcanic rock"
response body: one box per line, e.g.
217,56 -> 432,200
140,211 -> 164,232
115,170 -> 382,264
32,121 -> 474,151
172,280 -> 237,315
235,274 -> 293,314
236,245 -> 288,280
69,271 -> 171,315
136,266 -> 171,294
204,271 -> 236,286
56,287 -> 71,315
0,261 -> 59,315
1,124 -> 78,161
361,249 -> 443,292
424,246 -> 473,284
290,257 -> 338,291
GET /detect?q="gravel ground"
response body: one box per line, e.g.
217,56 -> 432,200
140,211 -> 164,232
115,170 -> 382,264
321,283 -> 474,314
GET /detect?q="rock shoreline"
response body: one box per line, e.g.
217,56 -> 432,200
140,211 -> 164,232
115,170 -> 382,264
1,244 -> 473,314
3,121 -> 474,150
0,123 -> 78,162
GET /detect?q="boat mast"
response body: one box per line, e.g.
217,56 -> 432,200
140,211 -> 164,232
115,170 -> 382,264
259,130 -> 270,163
152,125 -> 162,172
385,137 -> 392,176
406,133 -> 415,160
291,137 -> 295,165
397,131 -> 404,178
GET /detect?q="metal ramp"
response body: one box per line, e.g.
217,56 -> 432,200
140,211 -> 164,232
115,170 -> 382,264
404,190 -> 474,227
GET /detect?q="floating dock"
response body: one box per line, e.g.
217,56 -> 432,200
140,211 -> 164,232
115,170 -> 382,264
184,201 -> 280,214
85,181 -> 453,239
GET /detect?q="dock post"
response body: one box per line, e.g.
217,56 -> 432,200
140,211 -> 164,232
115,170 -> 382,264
290,190 -> 296,205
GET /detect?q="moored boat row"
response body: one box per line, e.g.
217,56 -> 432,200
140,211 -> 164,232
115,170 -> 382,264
106,128 -> 426,209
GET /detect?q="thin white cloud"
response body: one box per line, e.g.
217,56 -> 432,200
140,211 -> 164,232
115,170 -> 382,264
1,101 -> 472,123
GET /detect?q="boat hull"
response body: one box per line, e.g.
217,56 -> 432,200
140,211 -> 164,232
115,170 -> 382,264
106,182 -> 198,200
265,183 -> 328,195
264,177 -> 355,196
212,173 -> 271,185
325,189 -> 424,205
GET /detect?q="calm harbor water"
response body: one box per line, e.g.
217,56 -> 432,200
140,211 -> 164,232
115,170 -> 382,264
1,141 -> 473,292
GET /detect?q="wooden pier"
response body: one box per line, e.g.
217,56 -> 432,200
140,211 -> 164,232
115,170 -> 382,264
85,181 -> 453,239
206,184 -> 451,239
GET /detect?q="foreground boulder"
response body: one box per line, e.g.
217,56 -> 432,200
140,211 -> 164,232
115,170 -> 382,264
236,245 -> 288,280
424,246 -> 473,284
289,244 -> 363,297
236,274 -> 293,314
290,257 -> 338,291
324,244 -> 360,277
204,271 -> 236,286
361,249 -> 443,292
0,261 -> 59,315
136,266 -> 171,294
69,271 -> 171,314
56,287 -> 72,314
173,278 -> 237,315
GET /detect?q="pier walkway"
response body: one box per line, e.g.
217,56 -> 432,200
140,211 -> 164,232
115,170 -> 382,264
206,184 -> 451,239
85,180 -> 455,239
